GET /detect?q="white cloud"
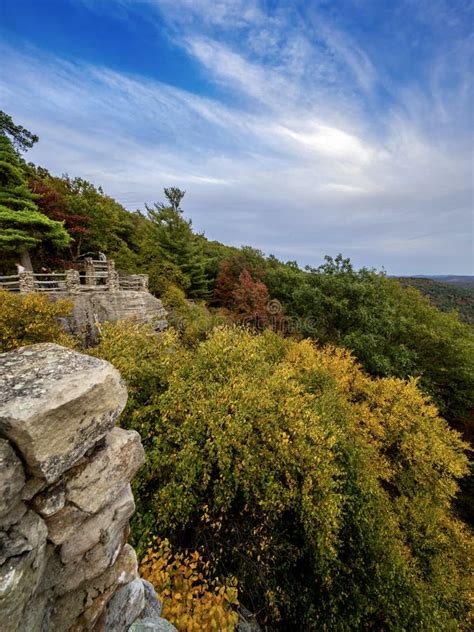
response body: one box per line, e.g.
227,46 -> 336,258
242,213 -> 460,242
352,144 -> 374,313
1,0 -> 472,274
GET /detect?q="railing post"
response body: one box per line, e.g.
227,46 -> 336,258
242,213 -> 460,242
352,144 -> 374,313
139,274 -> 149,292
107,270 -> 119,292
84,258 -> 96,286
106,261 -> 119,291
65,269 -> 80,294
19,271 -> 34,294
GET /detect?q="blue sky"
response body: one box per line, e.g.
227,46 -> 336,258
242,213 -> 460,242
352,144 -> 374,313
1,0 -> 472,274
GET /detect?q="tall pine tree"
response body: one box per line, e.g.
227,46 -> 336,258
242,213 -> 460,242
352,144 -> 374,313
0,133 -> 70,270
145,189 -> 208,298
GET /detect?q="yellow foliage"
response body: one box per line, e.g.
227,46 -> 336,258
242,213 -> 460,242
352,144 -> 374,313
140,538 -> 239,632
162,284 -> 225,346
93,324 -> 473,629
0,290 -> 74,352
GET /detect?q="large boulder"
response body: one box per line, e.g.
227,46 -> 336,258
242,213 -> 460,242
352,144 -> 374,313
0,344 -> 128,483
0,343 -> 177,632
58,291 -> 168,345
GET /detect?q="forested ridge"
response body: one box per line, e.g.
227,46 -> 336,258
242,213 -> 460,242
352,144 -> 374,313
1,113 -> 473,630
398,277 -> 474,326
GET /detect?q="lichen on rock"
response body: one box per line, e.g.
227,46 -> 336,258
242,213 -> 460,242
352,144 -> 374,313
0,343 -> 171,631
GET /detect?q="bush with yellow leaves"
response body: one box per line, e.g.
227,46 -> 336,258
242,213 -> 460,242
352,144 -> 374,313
140,538 -> 238,632
0,289 -> 74,352
162,284 -> 225,347
93,323 -> 473,630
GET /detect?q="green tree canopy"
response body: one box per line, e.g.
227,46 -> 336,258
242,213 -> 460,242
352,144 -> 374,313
0,135 -> 70,269
266,254 -> 474,421
144,189 -> 209,298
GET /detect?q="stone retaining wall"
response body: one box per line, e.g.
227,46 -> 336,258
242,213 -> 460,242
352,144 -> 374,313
0,343 -> 175,631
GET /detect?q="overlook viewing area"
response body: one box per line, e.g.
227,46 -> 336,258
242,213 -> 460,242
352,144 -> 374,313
0,258 -> 149,294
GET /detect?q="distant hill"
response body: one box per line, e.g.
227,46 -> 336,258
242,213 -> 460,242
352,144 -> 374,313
398,277 -> 474,325
412,275 -> 474,290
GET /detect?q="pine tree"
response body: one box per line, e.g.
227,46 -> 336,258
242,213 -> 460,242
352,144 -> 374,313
0,135 -> 70,269
145,189 -> 208,298
0,110 -> 38,152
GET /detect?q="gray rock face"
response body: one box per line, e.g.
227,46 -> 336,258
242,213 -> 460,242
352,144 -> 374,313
0,509 -> 47,565
0,500 -> 27,529
140,579 -> 163,619
60,485 -> 135,564
44,503 -> 89,546
0,543 -> 47,630
0,344 -> 128,482
58,291 -> 168,344
0,343 -> 176,632
0,439 -> 25,518
236,606 -> 263,631
50,543 -> 138,632
127,582 -> 177,632
129,618 -> 178,631
104,578 -> 145,632
66,427 -> 144,514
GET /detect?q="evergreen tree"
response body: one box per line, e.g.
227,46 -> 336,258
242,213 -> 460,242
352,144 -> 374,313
0,110 -> 38,152
163,186 -> 185,212
145,189 -> 208,298
0,135 -> 70,270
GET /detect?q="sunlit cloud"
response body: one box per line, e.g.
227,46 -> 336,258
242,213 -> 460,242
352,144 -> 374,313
1,0 -> 472,274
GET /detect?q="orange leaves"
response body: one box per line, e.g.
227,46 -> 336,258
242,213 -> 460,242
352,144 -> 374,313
140,538 -> 239,632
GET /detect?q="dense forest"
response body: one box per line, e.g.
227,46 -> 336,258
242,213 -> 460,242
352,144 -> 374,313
397,277 -> 474,326
1,113 -> 473,630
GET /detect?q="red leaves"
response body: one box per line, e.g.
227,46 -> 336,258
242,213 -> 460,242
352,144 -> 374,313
30,178 -> 92,235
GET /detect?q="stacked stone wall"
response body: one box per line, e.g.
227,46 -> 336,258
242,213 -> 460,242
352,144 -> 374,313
0,343 -> 175,631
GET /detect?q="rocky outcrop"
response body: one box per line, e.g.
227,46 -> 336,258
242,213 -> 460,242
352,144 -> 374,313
56,291 -> 168,344
0,343 -> 175,632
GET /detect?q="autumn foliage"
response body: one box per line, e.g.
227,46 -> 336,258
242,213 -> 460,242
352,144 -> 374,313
213,259 -> 276,329
230,269 -> 271,327
140,538 -> 238,632
93,322 -> 473,630
0,290 -> 74,352
30,177 -> 92,261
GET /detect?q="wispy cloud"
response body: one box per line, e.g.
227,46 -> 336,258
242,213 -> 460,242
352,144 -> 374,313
1,0 -> 472,274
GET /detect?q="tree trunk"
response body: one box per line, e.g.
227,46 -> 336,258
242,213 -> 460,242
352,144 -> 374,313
20,248 -> 33,271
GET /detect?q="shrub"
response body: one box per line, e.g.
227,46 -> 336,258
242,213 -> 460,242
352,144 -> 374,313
0,289 -> 74,352
94,324 -> 472,630
140,538 -> 239,632
162,284 -> 224,346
